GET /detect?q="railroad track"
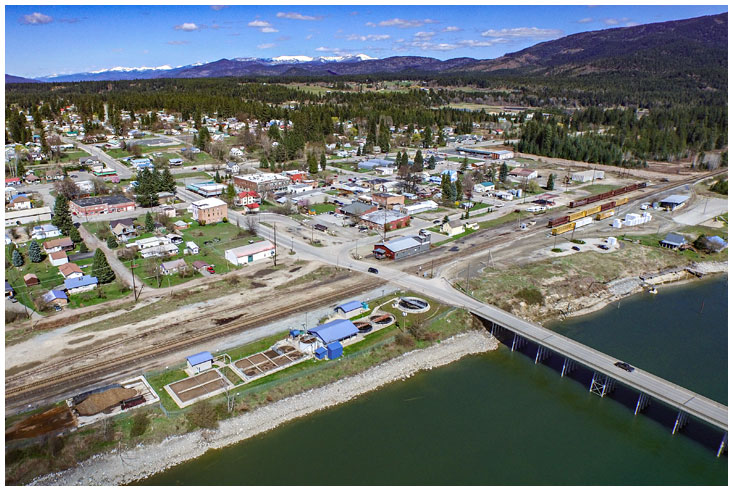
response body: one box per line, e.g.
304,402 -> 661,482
6,278 -> 384,404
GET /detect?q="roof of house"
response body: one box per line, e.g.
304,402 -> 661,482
245,203 -> 260,209
226,240 -> 275,258
479,181 -> 494,187
59,262 -> 83,276
447,220 -> 463,228
187,351 -> 213,366
10,195 -> 30,202
509,168 -> 535,176
341,202 -> 376,216
43,289 -> 68,302
708,236 -> 728,248
5,280 -> 14,292
161,258 -> 187,270
64,275 -> 98,289
50,251 -> 68,260
185,241 -> 198,249
44,237 -> 74,249
192,197 -> 227,209
238,190 -> 260,198
192,260 -> 209,269
660,195 -> 690,205
661,233 -> 687,246
33,224 -> 58,233
336,300 -> 363,313
308,319 -> 358,344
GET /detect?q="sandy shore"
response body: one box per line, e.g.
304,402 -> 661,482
31,330 -> 498,486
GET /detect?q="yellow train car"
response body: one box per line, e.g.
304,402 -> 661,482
596,209 -> 615,220
615,197 -> 629,206
551,222 -> 576,235
585,204 -> 602,216
568,210 -> 587,222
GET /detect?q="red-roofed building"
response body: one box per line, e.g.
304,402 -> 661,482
236,191 -> 261,206
244,203 -> 260,213
5,177 -> 21,186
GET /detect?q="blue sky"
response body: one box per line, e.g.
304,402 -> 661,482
5,5 -> 728,78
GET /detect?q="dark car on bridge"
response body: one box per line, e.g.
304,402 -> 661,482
614,361 -> 634,372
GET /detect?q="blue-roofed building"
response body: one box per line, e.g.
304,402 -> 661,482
659,195 -> 689,211
5,281 -> 14,298
474,181 -> 495,193
308,319 -> 358,346
707,236 -> 728,252
335,300 -> 366,317
314,346 -> 328,360
359,158 -> 393,170
660,233 -> 687,249
42,289 -> 68,306
326,342 -> 343,360
64,275 -> 98,294
186,351 -> 213,374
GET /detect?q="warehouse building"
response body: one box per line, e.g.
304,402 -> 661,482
224,240 -> 275,266
70,195 -> 136,217
335,300 -> 368,317
571,169 -> 605,182
659,195 -> 689,211
373,230 -> 431,260
360,209 -> 410,231
308,319 -> 358,346
185,181 -> 226,197
5,206 -> 53,226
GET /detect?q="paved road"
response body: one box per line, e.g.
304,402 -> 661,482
62,137 -> 133,179
78,224 -> 138,288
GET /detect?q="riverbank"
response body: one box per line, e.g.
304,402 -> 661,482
31,330 -> 498,486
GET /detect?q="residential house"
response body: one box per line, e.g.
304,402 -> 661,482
660,233 -> 687,250
191,197 -> 227,225
24,174 -> 40,184
58,262 -> 83,280
9,195 -> 32,211
5,281 -> 15,297
236,191 -> 261,207
229,148 -> 244,159
192,260 -> 210,273
42,289 -> 69,307
43,237 -> 74,254
45,169 -> 64,181
160,205 -> 176,218
185,241 -> 199,255
49,250 -> 69,267
441,220 -> 465,237
160,258 -> 188,275
158,192 -> 175,204
111,221 -> 137,242
126,236 -> 179,259
225,161 -> 240,174
474,182 -> 495,194
64,275 -> 99,294
173,220 -> 190,232
508,168 -> 538,180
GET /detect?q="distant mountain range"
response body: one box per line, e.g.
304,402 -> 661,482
8,13 -> 726,84
6,74 -> 41,83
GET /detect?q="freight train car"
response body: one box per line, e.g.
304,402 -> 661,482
597,210 -> 615,220
615,196 -> 629,206
569,182 -> 646,208
568,210 -> 587,222
551,222 -> 576,235
547,215 -> 570,228
600,201 -> 614,212
585,204 -> 602,216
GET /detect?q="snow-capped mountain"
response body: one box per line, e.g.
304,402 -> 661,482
89,65 -> 173,74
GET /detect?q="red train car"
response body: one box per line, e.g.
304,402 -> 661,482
600,201 -> 614,212
547,215 -> 570,227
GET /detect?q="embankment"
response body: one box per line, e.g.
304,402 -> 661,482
31,330 -> 498,486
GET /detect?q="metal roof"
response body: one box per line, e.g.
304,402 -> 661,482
336,300 -> 362,313
308,319 -> 358,345
226,240 -> 275,258
661,233 -> 686,246
661,195 -> 689,205
64,275 -> 98,289
378,236 -> 421,253
187,351 -> 213,366
43,289 -> 68,302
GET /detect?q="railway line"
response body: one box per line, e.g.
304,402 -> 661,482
6,278 -> 384,407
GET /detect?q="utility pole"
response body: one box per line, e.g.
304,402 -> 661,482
465,262 -> 470,294
131,256 -> 137,302
273,223 -> 277,266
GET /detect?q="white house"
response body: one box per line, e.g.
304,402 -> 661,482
229,148 -> 244,158
185,241 -> 199,255
474,181 -> 495,194
31,224 -> 61,240
225,161 -> 240,174
9,195 -> 32,210
49,251 -> 69,267
287,183 -> 314,195
441,220 -> 465,237
225,240 -> 275,266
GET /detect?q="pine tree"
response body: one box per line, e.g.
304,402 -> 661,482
395,151 -> 401,165
428,155 -> 436,170
29,240 -> 43,263
69,226 -> 82,244
91,249 -> 115,284
79,242 -> 89,253
547,173 -> 555,191
500,162 -> 509,183
308,153 -> 318,174
225,182 -> 237,206
423,126 -> 433,148
214,170 -> 221,183
320,153 -> 327,171
412,150 -> 424,172
145,211 -> 155,232
356,146 -> 361,157
197,126 -> 210,150
161,168 -> 176,193
51,194 -> 73,235
106,235 -> 119,249
260,156 -> 269,169
12,249 -> 24,267
455,178 -> 463,201
401,152 -> 409,168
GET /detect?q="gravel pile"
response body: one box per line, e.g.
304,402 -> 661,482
606,277 -> 642,296
31,330 -> 498,486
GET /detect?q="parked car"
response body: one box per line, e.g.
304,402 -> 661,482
53,304 -> 62,312
206,266 -> 215,274
571,246 -> 581,251
368,267 -> 379,274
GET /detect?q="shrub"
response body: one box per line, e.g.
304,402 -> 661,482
222,217 -> 228,223
570,239 -> 585,244
129,412 -> 150,437
187,401 -> 219,430
551,248 -> 563,253
515,287 -> 544,306
395,332 -> 415,348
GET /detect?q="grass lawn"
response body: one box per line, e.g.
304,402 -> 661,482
578,183 -> 618,195
434,227 -> 479,246
446,156 -> 482,164
478,210 -> 528,229
105,148 -> 131,159
66,281 -> 131,309
148,152 -> 181,161
57,150 -> 90,163
174,171 -> 212,181
308,203 -> 336,214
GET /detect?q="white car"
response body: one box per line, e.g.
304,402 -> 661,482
640,202 -> 650,210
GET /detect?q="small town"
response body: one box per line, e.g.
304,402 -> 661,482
3,4 -> 728,487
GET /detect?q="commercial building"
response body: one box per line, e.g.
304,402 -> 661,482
490,150 -> 514,160
186,351 -> 213,374
233,173 -> 289,194
402,200 -> 438,215
308,319 -> 358,346
191,197 -> 227,224
659,195 -> 689,211
474,182 -> 495,193
509,168 -> 538,180
69,195 -> 136,217
373,230 -> 431,260
224,240 -> 275,266
360,209 -> 410,231
185,181 -> 226,197
571,169 -> 605,182
340,202 -> 378,219
5,206 -> 53,226
372,193 -> 405,208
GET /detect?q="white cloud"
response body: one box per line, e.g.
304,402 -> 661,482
626,21 -> 640,27
261,27 -> 278,33
305,34 -> 313,40
248,20 -> 272,28
577,17 -> 594,24
167,40 -> 190,45
347,33 -> 391,41
277,12 -> 323,21
377,18 -> 439,28
174,22 -> 200,31
365,22 -> 377,27
442,26 -> 462,32
414,31 -> 436,39
20,12 -> 53,25
603,17 -> 628,26
315,46 -> 335,52
481,27 -> 562,39
257,43 -> 276,49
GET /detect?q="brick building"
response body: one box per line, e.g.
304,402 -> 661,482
191,197 -> 228,224
70,195 -> 136,217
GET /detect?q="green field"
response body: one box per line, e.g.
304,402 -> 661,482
447,156 -> 482,164
57,150 -> 91,163
66,281 -> 131,309
174,171 -> 212,181
307,203 -> 336,214
578,183 -> 619,195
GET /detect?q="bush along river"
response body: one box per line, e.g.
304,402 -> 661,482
140,275 -> 728,486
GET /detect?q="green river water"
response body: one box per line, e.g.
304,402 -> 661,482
141,275 -> 728,485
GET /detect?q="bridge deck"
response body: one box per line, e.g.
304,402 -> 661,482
467,303 -> 728,432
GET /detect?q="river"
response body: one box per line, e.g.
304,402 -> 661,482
140,275 -> 727,485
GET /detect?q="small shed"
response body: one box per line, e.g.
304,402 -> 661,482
326,342 -> 343,360
659,195 -> 689,211
335,300 -> 365,316
660,233 -> 687,250
185,241 -> 200,255
314,347 -> 328,360
186,351 -> 213,374
5,281 -> 14,297
23,273 -> 39,287
43,289 -> 69,306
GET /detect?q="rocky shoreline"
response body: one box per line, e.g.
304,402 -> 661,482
31,330 -> 499,486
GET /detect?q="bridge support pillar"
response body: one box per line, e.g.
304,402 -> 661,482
634,393 -> 650,415
511,334 -> 525,352
717,432 -> 727,458
672,411 -> 688,435
561,358 -> 576,377
534,345 -> 549,364
589,372 -> 615,397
